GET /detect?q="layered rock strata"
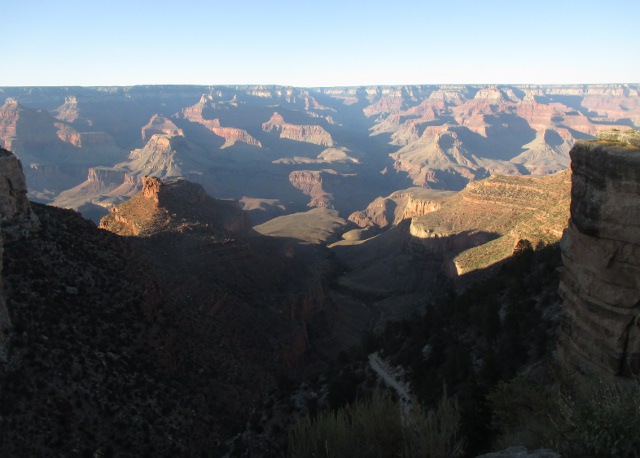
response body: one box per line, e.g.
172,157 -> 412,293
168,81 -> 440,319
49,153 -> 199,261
262,112 -> 334,146
289,169 -> 343,208
141,114 -> 184,141
349,188 -> 455,229
181,95 -> 262,147
559,137 -> 640,375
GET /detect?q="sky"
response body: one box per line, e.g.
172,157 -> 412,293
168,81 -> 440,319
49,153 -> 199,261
2,0 -> 639,87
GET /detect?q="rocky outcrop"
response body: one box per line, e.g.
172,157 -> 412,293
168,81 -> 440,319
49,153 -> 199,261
0,98 -> 71,155
0,149 -> 39,234
349,188 -> 454,228
181,95 -> 261,147
206,119 -> 262,148
54,95 -> 93,127
52,133 -> 218,218
409,171 -> 571,275
124,134 -> 220,183
390,126 -> 510,189
0,148 -> 39,358
262,112 -> 334,146
559,137 -> 640,376
141,114 -> 183,142
289,170 -> 344,208
100,176 -> 250,237
52,167 -> 139,220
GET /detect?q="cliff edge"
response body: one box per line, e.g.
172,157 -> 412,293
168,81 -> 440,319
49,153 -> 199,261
0,147 -> 39,358
559,132 -> 640,376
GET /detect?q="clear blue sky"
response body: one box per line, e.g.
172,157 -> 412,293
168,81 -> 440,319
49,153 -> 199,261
3,0 -> 639,87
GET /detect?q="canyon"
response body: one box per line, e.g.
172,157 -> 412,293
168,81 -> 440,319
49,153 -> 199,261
0,149 -> 337,455
1,82 -> 639,456
1,84 -> 638,223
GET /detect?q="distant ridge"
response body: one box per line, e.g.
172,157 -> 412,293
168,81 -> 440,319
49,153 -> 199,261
1,83 -> 637,221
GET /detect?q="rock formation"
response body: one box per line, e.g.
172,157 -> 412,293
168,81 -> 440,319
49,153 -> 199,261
54,95 -> 94,127
126,134 -> 209,178
559,134 -> 640,376
409,171 -> 570,275
262,112 -> 334,146
141,114 -> 183,141
333,170 -> 570,299
349,187 -> 455,229
100,176 -> 249,237
0,98 -> 74,158
53,133 -> 218,218
288,169 -> 346,208
1,84 -> 638,220
181,95 -> 262,147
0,147 -> 39,358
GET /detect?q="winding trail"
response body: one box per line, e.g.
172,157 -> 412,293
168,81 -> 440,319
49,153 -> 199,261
368,352 -> 411,403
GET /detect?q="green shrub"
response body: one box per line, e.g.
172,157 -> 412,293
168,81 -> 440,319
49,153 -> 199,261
288,390 -> 463,458
554,379 -> 640,458
401,386 -> 464,458
488,375 -> 640,458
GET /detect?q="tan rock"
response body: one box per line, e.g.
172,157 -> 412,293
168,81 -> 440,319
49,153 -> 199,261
262,112 -> 334,146
288,169 -> 343,208
559,140 -> 640,376
141,114 -> 183,142
181,95 -> 261,147
348,187 -> 454,229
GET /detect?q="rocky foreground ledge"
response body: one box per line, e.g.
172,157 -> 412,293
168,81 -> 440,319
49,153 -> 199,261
559,132 -> 640,376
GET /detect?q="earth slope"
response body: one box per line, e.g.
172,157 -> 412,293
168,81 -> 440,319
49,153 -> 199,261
0,166 -> 335,455
332,170 -> 571,298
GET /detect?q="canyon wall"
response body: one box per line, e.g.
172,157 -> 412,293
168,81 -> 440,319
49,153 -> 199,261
559,133 -> 640,376
0,148 -> 39,358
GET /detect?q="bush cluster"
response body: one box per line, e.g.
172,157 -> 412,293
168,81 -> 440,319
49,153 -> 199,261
288,390 -> 463,458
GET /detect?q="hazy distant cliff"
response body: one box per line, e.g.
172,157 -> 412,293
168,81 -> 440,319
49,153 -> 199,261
2,83 -> 638,218
559,132 -> 640,376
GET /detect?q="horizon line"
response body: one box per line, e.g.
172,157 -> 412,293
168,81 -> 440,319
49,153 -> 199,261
1,82 -> 639,89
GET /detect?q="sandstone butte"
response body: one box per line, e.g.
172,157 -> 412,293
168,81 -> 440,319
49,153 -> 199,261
559,130 -> 640,376
99,175 -> 249,237
181,95 -> 262,147
262,112 -> 335,147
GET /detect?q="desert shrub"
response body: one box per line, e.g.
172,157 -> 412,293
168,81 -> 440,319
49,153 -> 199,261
288,390 -> 463,458
401,386 -> 464,458
489,375 -> 640,458
488,376 -> 557,449
553,378 -> 640,458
